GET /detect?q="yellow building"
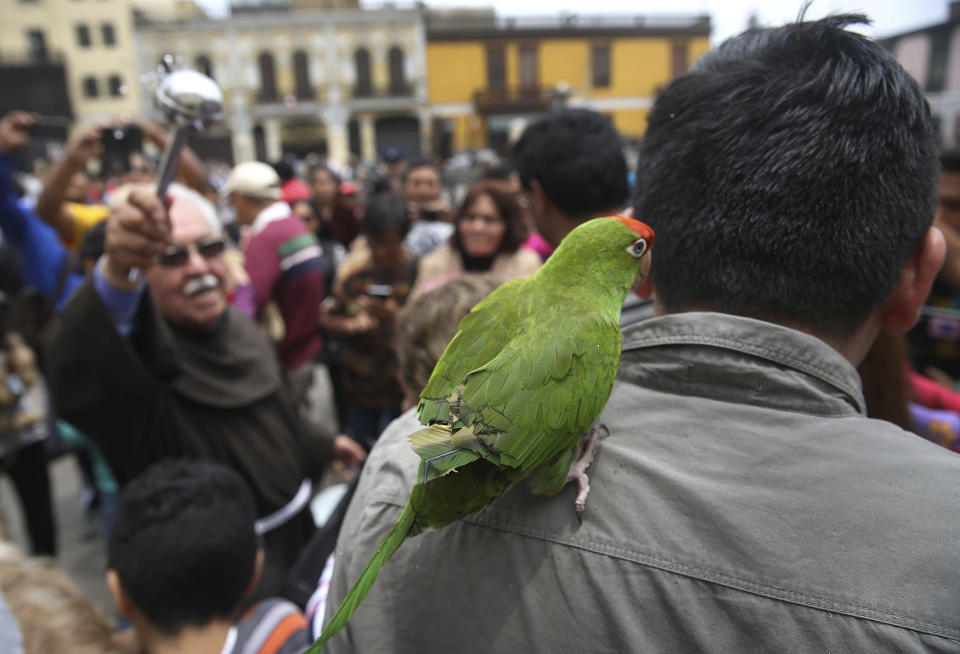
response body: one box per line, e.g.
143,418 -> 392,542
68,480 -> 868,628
425,11 -> 711,153
0,0 -> 141,125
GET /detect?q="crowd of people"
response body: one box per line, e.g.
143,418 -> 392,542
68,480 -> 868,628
0,11 -> 958,654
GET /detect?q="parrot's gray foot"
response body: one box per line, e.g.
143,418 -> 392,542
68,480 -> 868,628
567,424 -> 608,521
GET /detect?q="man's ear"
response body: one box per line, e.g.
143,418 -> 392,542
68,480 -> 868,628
880,226 -> 946,333
106,569 -> 137,621
243,548 -> 265,598
529,179 -> 551,219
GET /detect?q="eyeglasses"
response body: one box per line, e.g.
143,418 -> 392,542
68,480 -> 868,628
157,237 -> 226,268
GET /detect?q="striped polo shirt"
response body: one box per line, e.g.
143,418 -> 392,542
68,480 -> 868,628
244,203 -> 326,371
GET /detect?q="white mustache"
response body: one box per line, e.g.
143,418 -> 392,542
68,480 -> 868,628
183,274 -> 220,298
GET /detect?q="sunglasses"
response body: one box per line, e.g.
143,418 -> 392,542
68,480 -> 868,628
158,237 -> 226,268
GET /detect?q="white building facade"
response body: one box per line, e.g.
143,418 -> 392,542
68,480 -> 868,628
135,5 -> 429,165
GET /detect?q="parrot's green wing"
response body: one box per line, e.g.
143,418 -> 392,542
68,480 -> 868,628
417,277 -> 527,426
414,277 -> 622,480
462,310 -> 621,471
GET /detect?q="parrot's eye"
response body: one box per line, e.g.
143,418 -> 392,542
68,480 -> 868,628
626,238 -> 648,258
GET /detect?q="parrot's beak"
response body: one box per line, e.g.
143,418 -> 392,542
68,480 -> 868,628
632,253 -> 654,298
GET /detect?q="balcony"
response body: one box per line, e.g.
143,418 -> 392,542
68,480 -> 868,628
473,86 -> 550,114
353,83 -> 413,99
348,83 -> 417,112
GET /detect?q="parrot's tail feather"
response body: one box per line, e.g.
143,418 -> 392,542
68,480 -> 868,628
421,448 -> 467,482
305,501 -> 417,653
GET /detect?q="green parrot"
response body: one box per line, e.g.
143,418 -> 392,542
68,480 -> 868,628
308,215 -> 654,652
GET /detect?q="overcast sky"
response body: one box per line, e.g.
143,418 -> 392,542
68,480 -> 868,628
193,0 -> 950,44
412,0 -> 948,44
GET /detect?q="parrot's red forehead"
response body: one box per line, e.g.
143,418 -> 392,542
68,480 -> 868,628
614,215 -> 655,242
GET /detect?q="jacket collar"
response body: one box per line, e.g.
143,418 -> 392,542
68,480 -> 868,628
620,312 -> 866,416
249,201 -> 292,237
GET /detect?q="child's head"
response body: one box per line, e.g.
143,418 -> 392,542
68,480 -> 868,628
106,459 -> 261,637
363,193 -> 410,269
0,541 -> 122,654
395,274 -> 499,408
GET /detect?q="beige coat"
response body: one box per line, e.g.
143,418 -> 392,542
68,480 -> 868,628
413,242 -> 542,297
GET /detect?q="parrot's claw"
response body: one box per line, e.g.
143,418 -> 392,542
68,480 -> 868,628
574,474 -> 589,523
567,424 -> 608,521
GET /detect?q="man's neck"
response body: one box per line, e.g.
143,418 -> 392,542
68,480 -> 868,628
138,619 -> 235,654
540,210 -> 582,249
541,207 -> 622,248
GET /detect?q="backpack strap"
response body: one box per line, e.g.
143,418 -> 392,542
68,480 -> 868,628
233,598 -> 310,654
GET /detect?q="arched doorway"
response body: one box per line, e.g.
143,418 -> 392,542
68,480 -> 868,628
253,124 -> 267,161
258,52 -> 278,102
354,48 -> 372,97
293,50 -> 313,100
388,46 -> 407,96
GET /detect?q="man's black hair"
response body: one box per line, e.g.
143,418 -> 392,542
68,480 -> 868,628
633,14 -> 938,340
941,149 -> 960,173
308,164 -> 341,186
363,193 -> 410,239
107,460 -> 258,636
512,109 -> 628,218
272,159 -> 295,183
367,173 -> 392,196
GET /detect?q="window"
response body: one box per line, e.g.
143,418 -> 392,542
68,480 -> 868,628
518,44 -> 538,92
101,23 -> 115,46
26,30 -> 47,62
592,45 -> 610,88
671,41 -> 689,79
82,76 -> 99,98
354,48 -> 372,97
486,46 -> 505,93
293,50 -> 313,99
257,51 -> 277,102
76,23 -> 91,47
195,55 -> 213,78
108,74 -> 124,96
927,28 -> 950,93
388,46 -> 406,95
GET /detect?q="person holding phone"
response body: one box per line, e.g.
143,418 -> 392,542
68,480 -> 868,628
0,112 -> 84,309
33,117 -> 206,253
321,193 -> 418,449
401,160 -> 454,257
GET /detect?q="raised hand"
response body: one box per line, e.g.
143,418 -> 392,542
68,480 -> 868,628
0,111 -> 38,154
103,188 -> 172,287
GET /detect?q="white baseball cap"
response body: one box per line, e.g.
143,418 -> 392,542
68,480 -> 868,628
222,161 -> 282,201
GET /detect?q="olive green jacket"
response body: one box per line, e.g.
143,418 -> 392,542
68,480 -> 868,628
324,312 -> 960,653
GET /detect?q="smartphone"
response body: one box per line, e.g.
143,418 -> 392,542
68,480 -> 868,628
365,284 -> 392,298
419,207 -> 442,221
100,125 -> 143,178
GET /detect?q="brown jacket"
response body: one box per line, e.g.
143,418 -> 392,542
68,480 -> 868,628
413,242 -> 541,297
